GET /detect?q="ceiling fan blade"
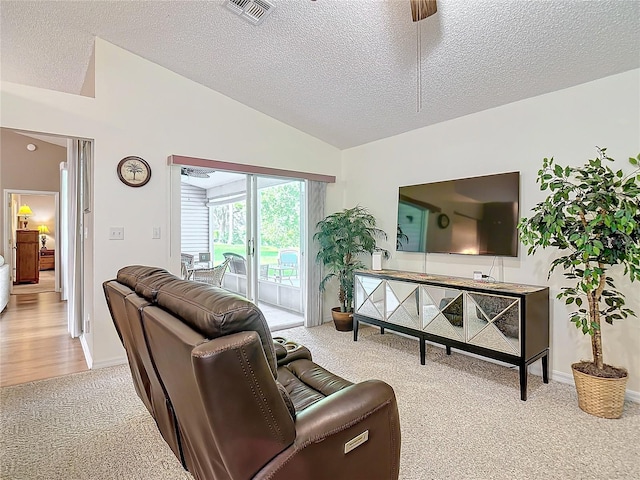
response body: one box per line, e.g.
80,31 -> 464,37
411,0 -> 437,22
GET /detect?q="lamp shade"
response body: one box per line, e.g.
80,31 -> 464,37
411,0 -> 438,21
18,205 -> 34,216
38,225 -> 50,235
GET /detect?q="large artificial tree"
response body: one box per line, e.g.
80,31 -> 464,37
315,206 -> 388,313
518,147 -> 639,385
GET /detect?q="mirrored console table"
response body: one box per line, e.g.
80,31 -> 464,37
353,270 -> 549,400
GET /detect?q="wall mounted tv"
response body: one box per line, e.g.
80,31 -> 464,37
396,172 -> 520,257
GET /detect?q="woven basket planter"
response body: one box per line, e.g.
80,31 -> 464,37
572,363 -> 628,419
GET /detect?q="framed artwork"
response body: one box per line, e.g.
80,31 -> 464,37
117,156 -> 151,187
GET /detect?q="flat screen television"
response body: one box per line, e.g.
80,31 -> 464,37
396,172 -> 520,257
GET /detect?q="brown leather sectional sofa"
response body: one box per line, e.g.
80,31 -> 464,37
103,265 -> 400,480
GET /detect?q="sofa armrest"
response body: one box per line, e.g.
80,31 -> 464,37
192,331 -> 297,479
273,337 -> 312,366
254,380 -> 401,480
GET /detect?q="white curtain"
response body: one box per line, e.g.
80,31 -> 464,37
304,180 -> 326,327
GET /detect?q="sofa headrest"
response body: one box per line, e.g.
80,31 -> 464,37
117,265 -> 170,292
154,280 -> 277,377
116,265 -> 278,377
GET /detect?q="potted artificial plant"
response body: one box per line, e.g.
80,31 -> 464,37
314,206 -> 389,331
518,147 -> 640,418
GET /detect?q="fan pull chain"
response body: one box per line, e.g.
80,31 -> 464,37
416,14 -> 422,113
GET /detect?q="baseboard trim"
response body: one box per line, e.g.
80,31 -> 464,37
91,355 -> 127,370
80,335 -> 93,369
389,331 -> 640,403
550,369 -> 639,403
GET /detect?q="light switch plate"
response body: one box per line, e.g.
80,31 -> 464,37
109,227 -> 124,240
152,226 -> 161,239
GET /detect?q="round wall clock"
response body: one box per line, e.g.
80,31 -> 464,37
437,213 -> 450,229
117,156 -> 151,187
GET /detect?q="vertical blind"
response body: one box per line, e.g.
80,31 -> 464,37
181,183 -> 209,257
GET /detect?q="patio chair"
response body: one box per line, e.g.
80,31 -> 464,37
191,258 -> 231,287
260,264 -> 270,280
198,252 -> 211,266
223,252 -> 247,275
275,249 -> 299,284
181,253 -> 195,279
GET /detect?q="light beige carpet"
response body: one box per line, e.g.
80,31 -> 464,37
1,323 -> 638,480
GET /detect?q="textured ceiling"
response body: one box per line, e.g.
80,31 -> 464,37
1,0 -> 639,149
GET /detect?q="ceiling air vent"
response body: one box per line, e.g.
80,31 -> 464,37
225,0 -> 275,26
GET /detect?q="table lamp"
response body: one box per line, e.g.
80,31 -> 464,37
18,205 -> 33,229
38,225 -> 50,249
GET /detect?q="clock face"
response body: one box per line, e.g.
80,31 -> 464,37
437,213 -> 450,229
117,156 -> 151,187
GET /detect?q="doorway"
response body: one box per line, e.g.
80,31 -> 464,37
6,190 -> 60,294
0,129 -> 90,385
180,169 -> 305,330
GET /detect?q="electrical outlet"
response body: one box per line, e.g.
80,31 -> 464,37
152,226 -> 161,239
85,315 -> 91,334
473,271 -> 483,281
109,227 -> 124,240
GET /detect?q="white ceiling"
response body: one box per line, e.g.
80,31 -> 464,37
1,0 -> 638,149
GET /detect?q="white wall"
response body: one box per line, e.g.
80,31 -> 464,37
342,69 -> 640,395
0,39 -> 343,368
1,38 -> 637,397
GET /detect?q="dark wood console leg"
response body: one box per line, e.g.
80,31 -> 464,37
446,346 -> 452,355
380,327 -> 385,335
353,318 -> 359,342
420,338 -> 426,365
542,353 -> 549,384
519,364 -> 528,401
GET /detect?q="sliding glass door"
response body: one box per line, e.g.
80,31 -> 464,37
250,176 -> 304,329
181,170 -> 304,330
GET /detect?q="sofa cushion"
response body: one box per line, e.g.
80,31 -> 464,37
277,359 -> 353,413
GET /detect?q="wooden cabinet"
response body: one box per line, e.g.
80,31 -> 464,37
40,249 -> 55,270
15,230 -> 40,284
353,269 -> 549,400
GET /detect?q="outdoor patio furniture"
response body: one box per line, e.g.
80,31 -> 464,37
191,258 -> 231,287
198,252 -> 211,266
181,253 -> 195,279
223,252 -> 247,275
270,249 -> 298,284
260,264 -> 270,280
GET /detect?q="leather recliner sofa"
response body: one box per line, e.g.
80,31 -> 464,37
103,266 -> 400,480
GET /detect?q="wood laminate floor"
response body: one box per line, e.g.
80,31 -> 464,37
0,291 -> 88,387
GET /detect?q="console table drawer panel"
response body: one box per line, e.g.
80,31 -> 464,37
421,285 -> 464,341
467,321 -> 519,355
355,276 -> 385,320
385,281 -> 420,329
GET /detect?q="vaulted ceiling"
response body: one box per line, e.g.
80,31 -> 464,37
1,0 -> 638,149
